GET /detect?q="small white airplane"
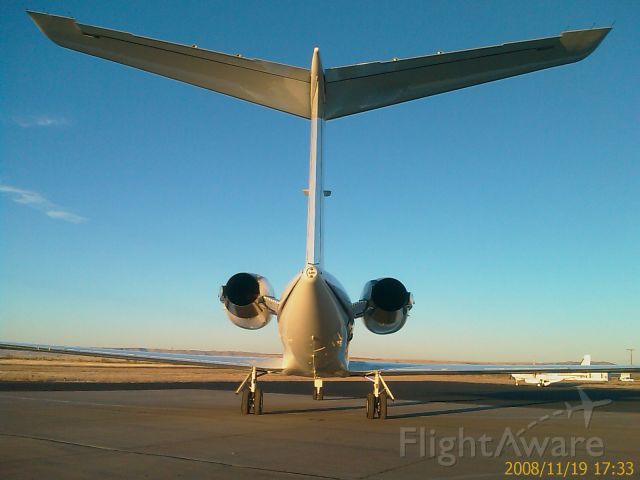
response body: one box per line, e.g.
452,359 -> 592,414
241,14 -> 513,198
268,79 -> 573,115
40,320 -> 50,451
3,12 -> 638,419
512,355 -> 609,387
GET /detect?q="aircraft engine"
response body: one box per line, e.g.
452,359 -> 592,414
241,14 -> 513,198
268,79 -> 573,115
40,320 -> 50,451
219,273 -> 273,330
360,277 -> 414,334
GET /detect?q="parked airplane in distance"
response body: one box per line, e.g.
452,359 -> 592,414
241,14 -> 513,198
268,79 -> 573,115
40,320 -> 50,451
512,355 -> 609,387
2,12 -> 637,419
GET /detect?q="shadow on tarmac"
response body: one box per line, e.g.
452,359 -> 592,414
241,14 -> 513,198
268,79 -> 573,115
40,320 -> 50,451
2,379 -> 637,417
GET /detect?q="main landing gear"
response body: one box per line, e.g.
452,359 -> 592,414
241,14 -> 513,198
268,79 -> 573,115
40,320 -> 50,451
365,371 -> 394,420
312,378 -> 324,400
236,366 -> 267,415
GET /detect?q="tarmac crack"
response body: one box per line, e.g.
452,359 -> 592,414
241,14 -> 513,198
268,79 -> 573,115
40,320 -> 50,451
0,432 -> 346,480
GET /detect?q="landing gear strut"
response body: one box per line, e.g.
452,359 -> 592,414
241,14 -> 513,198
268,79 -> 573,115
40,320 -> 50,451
365,371 -> 394,420
312,378 -> 324,400
236,366 -> 266,415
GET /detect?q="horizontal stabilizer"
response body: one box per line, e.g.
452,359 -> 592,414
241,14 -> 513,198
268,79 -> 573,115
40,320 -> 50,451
324,28 -> 610,119
28,11 -> 311,118
29,12 -> 610,122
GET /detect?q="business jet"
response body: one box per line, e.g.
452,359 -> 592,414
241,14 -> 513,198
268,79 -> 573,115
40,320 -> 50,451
3,12 -> 637,419
512,355 -> 609,387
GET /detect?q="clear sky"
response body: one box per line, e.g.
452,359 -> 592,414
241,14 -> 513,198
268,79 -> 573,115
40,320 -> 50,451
1,1 -> 638,363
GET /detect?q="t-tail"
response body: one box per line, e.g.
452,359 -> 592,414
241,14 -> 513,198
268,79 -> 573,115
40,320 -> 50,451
26,12 -> 610,270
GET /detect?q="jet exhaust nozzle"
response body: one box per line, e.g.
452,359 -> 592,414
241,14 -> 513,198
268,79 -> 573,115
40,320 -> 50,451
219,272 -> 273,329
360,277 -> 413,334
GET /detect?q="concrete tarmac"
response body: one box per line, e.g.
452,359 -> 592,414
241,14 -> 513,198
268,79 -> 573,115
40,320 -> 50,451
1,379 -> 638,479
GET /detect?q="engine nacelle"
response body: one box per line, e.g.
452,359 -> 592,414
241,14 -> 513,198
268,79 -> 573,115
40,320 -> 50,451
360,277 -> 414,335
219,273 -> 273,330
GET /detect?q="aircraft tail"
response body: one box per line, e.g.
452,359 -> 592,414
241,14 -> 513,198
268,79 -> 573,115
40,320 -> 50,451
581,354 -> 591,366
28,11 -> 610,267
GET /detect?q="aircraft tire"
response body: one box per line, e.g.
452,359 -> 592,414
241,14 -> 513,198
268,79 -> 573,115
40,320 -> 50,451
241,389 -> 250,415
254,387 -> 263,415
378,392 -> 388,420
366,393 -> 376,419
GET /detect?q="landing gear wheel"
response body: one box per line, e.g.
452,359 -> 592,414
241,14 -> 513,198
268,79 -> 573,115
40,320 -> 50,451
365,371 -> 394,420
313,379 -> 324,400
378,392 -> 388,420
366,393 -> 376,419
241,389 -> 251,415
237,367 -> 267,416
253,387 -> 263,415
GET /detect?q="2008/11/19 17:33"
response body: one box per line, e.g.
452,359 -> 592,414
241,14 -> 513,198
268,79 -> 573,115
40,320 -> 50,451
504,460 -> 636,477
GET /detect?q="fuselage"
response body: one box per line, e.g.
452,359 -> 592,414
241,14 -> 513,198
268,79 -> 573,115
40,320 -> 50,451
277,265 -> 354,377
513,372 -> 609,386
272,49 -> 351,377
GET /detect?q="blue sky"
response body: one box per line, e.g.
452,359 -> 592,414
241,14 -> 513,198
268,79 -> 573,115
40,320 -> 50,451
1,1 -> 638,363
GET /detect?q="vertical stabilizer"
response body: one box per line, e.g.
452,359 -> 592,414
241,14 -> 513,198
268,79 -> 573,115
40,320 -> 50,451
305,48 -> 325,265
581,354 -> 591,366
